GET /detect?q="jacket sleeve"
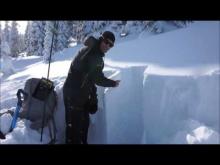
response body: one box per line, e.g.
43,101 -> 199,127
93,69 -> 116,87
89,57 -> 116,87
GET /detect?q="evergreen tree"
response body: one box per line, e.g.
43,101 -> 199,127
29,21 -> 39,56
83,21 -> 94,36
3,21 -> 10,43
72,21 -> 82,43
43,21 -> 57,62
1,41 -> 14,76
24,21 -> 32,56
121,21 -> 130,36
25,21 -> 46,56
17,34 -> 26,54
0,23 -> 1,41
93,21 -> 107,32
56,21 -> 73,51
110,21 -> 123,32
35,21 -> 46,56
73,21 -> 86,43
71,21 -> 109,43
10,21 -> 20,57
172,21 -> 193,28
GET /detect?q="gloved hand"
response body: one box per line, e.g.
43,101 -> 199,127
88,103 -> 98,114
85,98 -> 98,114
85,85 -> 98,114
114,80 -> 120,87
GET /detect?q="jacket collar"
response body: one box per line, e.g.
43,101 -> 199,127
94,39 -> 105,58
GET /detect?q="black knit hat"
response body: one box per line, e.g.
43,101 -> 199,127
101,31 -> 115,43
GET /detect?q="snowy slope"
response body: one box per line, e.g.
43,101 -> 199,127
0,21 -> 219,144
101,21 -> 220,144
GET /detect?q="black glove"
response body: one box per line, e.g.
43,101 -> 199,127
85,97 -> 98,114
88,102 -> 98,114
85,85 -> 98,114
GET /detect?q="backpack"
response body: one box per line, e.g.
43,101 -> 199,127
84,35 -> 97,47
18,78 -> 57,143
79,36 -> 97,62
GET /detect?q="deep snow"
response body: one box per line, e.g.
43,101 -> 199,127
0,21 -> 219,144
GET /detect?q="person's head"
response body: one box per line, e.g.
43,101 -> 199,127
99,31 -> 115,53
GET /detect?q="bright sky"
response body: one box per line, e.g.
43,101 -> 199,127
1,21 -> 27,34
16,21 -> 27,34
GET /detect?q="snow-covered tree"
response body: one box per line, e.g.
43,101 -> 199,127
151,21 -> 166,33
108,21 -> 123,33
2,21 -> 10,43
56,21 -> 73,51
93,21 -> 107,32
72,21 -> 81,43
24,21 -> 32,56
71,21 -> 110,43
17,34 -> 26,54
27,21 -> 46,56
35,21 -> 46,56
24,21 -> 45,56
84,21 -> 94,36
172,21 -> 193,28
0,41 -> 15,76
143,21 -> 192,34
0,23 -> 2,57
27,21 -> 37,56
43,21 -> 57,62
9,21 -> 20,57
73,21 -> 88,43
1,41 -> 10,57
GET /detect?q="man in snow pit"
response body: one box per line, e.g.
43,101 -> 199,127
63,31 -> 120,144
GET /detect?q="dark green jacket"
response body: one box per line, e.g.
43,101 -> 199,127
63,38 -> 116,106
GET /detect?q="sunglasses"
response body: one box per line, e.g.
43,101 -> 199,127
103,38 -> 114,48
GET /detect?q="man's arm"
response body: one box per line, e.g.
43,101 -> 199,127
92,69 -> 117,87
88,56 -> 120,87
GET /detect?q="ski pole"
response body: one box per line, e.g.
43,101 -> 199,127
40,21 -> 58,142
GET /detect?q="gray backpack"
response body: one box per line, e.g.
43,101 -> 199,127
19,78 -> 57,142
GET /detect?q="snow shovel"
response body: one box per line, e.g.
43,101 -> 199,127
10,89 -> 27,132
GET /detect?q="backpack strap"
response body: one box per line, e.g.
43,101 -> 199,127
40,86 -> 56,143
47,109 -> 57,144
47,92 -> 58,144
25,78 -> 34,119
48,116 -> 56,144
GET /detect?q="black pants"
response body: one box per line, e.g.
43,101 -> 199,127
64,97 -> 89,144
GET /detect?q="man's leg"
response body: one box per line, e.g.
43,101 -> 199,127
81,111 -> 90,144
64,97 -> 84,144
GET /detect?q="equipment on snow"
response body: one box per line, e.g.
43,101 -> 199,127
38,21 -> 58,143
32,78 -> 54,101
1,21 -> 58,144
18,78 -> 57,143
10,89 -> 27,132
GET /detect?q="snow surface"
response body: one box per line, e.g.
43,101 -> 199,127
0,21 -> 219,144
